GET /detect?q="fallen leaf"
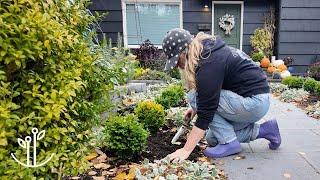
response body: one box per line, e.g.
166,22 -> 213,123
70,177 -> 80,180
92,176 -> 104,180
114,171 -> 127,180
283,173 -> 291,178
197,157 -> 209,162
88,171 -> 97,176
170,127 -> 177,132
287,109 -> 292,112
172,142 -> 181,145
101,171 -> 109,176
233,155 -> 246,160
95,154 -> 107,163
247,167 -> 254,170
94,163 -> 111,169
85,152 -> 98,161
95,148 -> 106,156
298,152 -> 306,155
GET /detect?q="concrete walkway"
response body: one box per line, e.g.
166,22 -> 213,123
215,96 -> 320,180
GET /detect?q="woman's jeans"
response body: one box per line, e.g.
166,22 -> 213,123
187,90 -> 270,147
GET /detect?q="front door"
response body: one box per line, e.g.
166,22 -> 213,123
213,2 -> 242,49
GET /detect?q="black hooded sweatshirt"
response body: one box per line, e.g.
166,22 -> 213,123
194,38 -> 270,130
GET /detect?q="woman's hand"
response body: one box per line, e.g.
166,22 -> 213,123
168,148 -> 192,163
166,126 -> 206,163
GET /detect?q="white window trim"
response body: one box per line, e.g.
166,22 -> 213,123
121,0 -> 183,49
212,1 -> 244,51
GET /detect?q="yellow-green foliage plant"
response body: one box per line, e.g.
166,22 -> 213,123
0,0 -> 108,178
135,100 -> 166,133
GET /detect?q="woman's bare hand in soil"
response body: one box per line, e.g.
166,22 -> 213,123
168,148 -> 192,163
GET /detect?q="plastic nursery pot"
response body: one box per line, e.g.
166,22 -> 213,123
288,66 -> 295,73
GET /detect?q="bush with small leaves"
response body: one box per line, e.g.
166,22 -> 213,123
135,100 -> 166,133
314,82 -> 320,96
104,114 -> 149,159
135,157 -> 221,180
303,78 -> 317,93
282,76 -> 305,89
280,89 -> 309,102
155,84 -> 185,109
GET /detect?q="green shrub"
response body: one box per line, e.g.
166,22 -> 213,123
250,28 -> 273,57
282,76 -> 305,89
135,100 -> 166,133
303,78 -> 317,93
104,114 -> 149,159
156,84 -> 185,109
251,51 -> 265,62
135,69 -> 171,81
315,82 -> 320,96
0,0 -> 135,178
168,68 -> 181,79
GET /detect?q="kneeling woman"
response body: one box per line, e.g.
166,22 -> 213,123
162,28 -> 281,160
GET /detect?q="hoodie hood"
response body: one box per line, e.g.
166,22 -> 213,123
201,37 -> 226,58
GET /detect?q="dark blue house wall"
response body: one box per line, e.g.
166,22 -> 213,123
89,0 -> 122,43
89,0 -> 273,55
278,0 -> 320,73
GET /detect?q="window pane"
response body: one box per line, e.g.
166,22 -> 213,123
126,3 -> 180,45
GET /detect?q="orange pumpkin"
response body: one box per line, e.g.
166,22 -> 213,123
260,57 -> 270,68
267,66 -> 276,73
278,64 -> 287,72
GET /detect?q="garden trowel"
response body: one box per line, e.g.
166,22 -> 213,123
171,115 -> 192,144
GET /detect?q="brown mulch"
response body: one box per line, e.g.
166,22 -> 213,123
296,93 -> 319,109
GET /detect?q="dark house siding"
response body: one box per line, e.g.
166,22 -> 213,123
278,0 -> 320,74
89,0 -> 123,44
88,0 -> 273,55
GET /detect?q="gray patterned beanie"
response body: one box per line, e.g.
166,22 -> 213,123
162,28 -> 193,71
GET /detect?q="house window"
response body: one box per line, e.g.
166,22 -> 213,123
122,0 -> 182,48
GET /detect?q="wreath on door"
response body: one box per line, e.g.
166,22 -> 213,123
219,14 -> 235,35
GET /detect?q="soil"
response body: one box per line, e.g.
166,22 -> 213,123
64,121 -> 204,180
103,120 -> 202,166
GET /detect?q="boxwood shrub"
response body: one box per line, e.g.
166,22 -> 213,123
135,100 -> 166,133
155,84 -> 185,109
303,78 -> 317,93
282,76 -> 305,89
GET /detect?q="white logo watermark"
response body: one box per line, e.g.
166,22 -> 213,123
11,128 -> 54,168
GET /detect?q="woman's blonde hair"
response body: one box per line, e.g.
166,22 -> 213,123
181,32 -> 216,90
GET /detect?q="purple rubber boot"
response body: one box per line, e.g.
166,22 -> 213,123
203,139 -> 242,158
257,119 -> 281,150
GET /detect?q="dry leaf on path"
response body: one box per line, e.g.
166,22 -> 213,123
298,152 -> 306,155
247,167 -> 254,170
283,173 -> 291,178
233,155 -> 246,160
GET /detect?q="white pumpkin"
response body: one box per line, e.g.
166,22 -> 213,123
271,59 -> 284,68
280,70 -> 291,78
